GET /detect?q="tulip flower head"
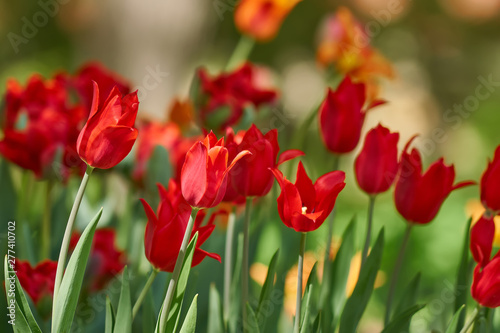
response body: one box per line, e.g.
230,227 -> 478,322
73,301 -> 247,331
140,181 -> 221,272
76,82 -> 139,169
472,254 -> 500,308
234,0 -> 302,42
394,137 -> 475,224
180,132 -> 251,208
225,124 -> 304,199
271,161 -> 346,232
480,145 -> 500,214
470,215 -> 496,269
318,76 -> 384,154
16,260 -> 57,306
355,124 -> 399,195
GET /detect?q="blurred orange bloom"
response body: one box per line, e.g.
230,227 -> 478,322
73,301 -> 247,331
235,0 -> 302,42
168,98 -> 194,130
250,246 -> 385,317
316,7 -> 395,99
466,199 -> 500,247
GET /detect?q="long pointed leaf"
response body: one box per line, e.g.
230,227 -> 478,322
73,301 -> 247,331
446,305 -> 465,333
300,284 -> 314,333
256,249 -> 279,330
245,303 -> 260,333
179,295 -> 198,333
382,304 -> 425,333
52,208 -> 103,333
455,218 -> 473,333
105,296 -> 115,333
208,284 -> 224,333
113,266 -> 132,333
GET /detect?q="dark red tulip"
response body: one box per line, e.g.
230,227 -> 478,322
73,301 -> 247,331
0,75 -> 87,180
69,228 -> 126,292
16,260 -> 57,306
77,82 -> 139,169
394,138 -> 475,224
140,180 -> 221,272
481,145 -> 500,214
271,161 -> 346,232
355,124 -> 399,195
225,124 -> 304,199
318,76 -> 384,154
197,63 -> 277,129
180,132 -> 250,208
472,255 -> 500,308
470,215 -> 495,269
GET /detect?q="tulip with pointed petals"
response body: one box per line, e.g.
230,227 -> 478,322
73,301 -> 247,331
481,145 -> 500,214
394,137 -> 475,224
271,161 -> 346,232
472,254 -> 500,308
181,132 -> 251,208
470,215 -> 496,269
76,82 -> 139,169
355,124 -> 399,195
140,180 -> 221,272
318,76 -> 384,154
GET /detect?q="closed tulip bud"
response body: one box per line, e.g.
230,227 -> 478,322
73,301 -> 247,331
470,215 -> 495,268
394,137 -> 475,224
271,161 -> 346,232
355,124 -> 399,195
472,256 -> 500,308
481,145 -> 500,214
77,82 -> 139,169
180,132 -> 250,208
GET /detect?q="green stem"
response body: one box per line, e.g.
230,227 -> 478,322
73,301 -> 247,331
361,195 -> 376,267
293,232 -> 307,333
385,223 -> 413,326
242,198 -> 253,331
132,268 -> 159,320
226,35 -> 255,70
41,181 -> 53,260
52,165 -> 94,314
224,206 -> 237,324
159,208 -> 199,332
17,171 -> 35,263
459,307 -> 479,333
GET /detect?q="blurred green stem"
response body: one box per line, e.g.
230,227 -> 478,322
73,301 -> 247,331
242,197 -> 253,331
293,232 -> 307,333
159,207 -> 199,332
17,171 -> 36,263
53,165 -> 94,318
41,180 -> 53,260
385,223 -> 413,326
224,206 -> 237,324
132,267 -> 159,320
226,35 -> 255,70
361,195 -> 376,267
460,306 -> 479,333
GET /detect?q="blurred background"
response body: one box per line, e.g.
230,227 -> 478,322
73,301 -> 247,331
1,0 -> 500,332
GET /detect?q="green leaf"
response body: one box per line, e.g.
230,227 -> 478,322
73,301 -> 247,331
339,227 -> 385,333
454,218 -> 473,333
245,303 -> 261,333
300,284 -> 314,333
142,290 -> 156,333
323,216 -> 356,332
382,304 -> 425,333
105,296 -> 115,333
52,208 -> 103,333
311,313 -> 321,333
164,233 -> 199,333
256,249 -> 279,330
146,145 -> 171,196
179,295 -> 198,333
391,272 -> 421,332
229,233 -> 244,333
208,284 -> 224,333
14,278 -> 42,333
0,159 -> 17,222
445,305 -> 465,333
113,266 -> 132,333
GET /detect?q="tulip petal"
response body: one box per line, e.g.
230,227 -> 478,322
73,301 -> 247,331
470,216 -> 495,268
85,126 -> 138,169
277,149 -> 305,166
181,141 -> 208,207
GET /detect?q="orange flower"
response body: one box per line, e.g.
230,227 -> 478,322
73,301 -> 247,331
168,98 -> 194,130
235,0 -> 302,42
316,7 -> 394,99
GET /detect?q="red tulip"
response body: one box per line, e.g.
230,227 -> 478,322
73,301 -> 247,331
180,132 -> 250,208
225,124 -> 304,199
69,228 -> 126,292
472,256 -> 500,308
76,82 -> 139,169
197,63 -> 277,129
470,215 -> 495,268
355,124 -> 399,195
16,260 -> 57,306
0,75 -> 87,180
394,137 -> 475,224
271,161 -> 346,232
140,180 -> 221,272
481,145 -> 500,214
318,76 -> 384,154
